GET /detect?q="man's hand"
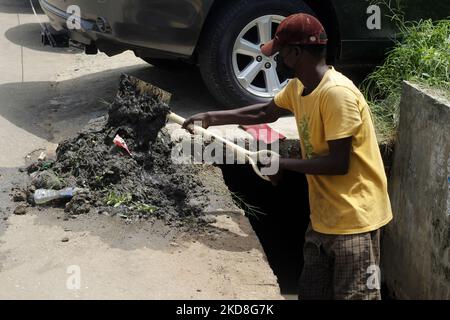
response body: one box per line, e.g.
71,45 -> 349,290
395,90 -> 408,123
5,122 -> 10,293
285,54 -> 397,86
267,168 -> 284,186
260,153 -> 284,186
182,112 -> 212,134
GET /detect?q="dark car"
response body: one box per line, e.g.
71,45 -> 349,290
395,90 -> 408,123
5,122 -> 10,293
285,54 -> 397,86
38,0 -> 449,106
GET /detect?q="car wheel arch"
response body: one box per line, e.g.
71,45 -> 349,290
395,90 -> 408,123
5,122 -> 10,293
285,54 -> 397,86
194,0 -> 341,64
194,0 -> 342,106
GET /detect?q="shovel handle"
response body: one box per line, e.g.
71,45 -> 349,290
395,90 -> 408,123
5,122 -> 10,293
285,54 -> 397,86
167,112 -> 277,182
167,113 -> 250,156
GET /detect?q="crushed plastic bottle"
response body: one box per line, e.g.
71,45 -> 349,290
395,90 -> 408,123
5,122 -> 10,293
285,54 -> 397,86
34,187 -> 83,205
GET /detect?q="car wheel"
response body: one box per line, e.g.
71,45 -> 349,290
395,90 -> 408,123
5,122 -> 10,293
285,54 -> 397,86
198,0 -> 314,106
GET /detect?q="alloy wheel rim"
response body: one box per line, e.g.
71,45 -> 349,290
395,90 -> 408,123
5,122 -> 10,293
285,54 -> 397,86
232,15 -> 288,99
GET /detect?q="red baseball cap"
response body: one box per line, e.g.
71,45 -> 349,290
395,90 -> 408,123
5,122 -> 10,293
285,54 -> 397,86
261,13 -> 328,56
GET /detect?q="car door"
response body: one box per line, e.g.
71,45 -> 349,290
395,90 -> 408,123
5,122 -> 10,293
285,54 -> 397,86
403,0 -> 450,20
332,0 -> 398,62
333,0 -> 449,63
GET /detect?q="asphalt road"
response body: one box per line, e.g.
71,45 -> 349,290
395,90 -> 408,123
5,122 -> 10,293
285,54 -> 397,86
0,0 -> 283,300
0,2 -> 230,168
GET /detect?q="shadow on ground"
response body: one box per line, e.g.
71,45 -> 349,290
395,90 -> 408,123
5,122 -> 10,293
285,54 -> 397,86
0,64 -> 218,143
5,23 -> 79,54
1,168 -> 260,255
29,208 -> 262,254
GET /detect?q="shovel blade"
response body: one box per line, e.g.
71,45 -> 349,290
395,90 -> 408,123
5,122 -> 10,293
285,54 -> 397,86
125,75 -> 172,104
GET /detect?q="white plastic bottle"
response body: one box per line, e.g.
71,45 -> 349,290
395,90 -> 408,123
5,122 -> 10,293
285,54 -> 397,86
34,188 -> 81,205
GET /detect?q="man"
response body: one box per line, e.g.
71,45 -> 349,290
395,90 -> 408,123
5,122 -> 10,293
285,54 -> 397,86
182,13 -> 393,300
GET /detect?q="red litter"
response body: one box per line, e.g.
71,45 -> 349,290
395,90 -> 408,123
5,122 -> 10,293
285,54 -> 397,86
239,124 -> 286,144
113,134 -> 133,157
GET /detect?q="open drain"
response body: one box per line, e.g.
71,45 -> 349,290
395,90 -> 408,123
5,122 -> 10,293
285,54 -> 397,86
220,164 -> 311,298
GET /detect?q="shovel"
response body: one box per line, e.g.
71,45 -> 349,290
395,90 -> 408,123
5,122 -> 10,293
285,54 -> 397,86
128,76 -> 279,182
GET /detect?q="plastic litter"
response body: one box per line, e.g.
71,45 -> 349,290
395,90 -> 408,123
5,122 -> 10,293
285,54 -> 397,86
113,134 -> 133,157
34,187 -> 83,205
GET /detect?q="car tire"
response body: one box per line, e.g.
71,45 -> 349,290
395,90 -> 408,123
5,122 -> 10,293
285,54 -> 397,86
198,0 -> 314,107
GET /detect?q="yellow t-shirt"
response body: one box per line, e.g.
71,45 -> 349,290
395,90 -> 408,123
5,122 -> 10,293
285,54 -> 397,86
274,67 -> 393,235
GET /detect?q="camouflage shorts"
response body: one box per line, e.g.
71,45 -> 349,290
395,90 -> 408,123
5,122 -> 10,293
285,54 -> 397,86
299,224 -> 382,300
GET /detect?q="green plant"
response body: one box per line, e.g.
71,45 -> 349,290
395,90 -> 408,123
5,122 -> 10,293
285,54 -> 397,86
362,3 -> 449,143
231,191 -> 266,219
105,191 -> 157,214
98,98 -> 112,107
106,192 -> 133,207
40,161 -> 54,170
133,203 -> 157,214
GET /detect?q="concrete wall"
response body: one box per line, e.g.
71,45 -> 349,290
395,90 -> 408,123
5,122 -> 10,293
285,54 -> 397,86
383,82 -> 450,299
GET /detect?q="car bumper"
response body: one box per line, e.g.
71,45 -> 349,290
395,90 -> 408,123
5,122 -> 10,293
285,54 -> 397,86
38,0 -> 199,58
39,0 -> 156,56
39,0 -> 98,44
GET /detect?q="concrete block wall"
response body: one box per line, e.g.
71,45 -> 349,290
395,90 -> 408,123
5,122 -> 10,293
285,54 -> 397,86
383,82 -> 450,299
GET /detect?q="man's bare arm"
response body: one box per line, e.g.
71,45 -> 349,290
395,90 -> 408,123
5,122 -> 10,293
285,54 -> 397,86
182,99 -> 288,131
279,137 -> 352,176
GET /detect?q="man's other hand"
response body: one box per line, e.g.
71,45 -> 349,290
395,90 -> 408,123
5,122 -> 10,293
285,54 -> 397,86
261,154 -> 284,186
182,112 -> 212,134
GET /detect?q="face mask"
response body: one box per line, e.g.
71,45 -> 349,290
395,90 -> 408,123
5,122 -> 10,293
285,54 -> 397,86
276,54 -> 296,79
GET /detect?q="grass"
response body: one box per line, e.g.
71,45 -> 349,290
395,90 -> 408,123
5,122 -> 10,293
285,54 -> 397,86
231,191 -> 266,220
98,98 -> 112,107
106,191 -> 133,207
105,191 -> 157,214
133,203 -> 157,214
362,2 -> 450,143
